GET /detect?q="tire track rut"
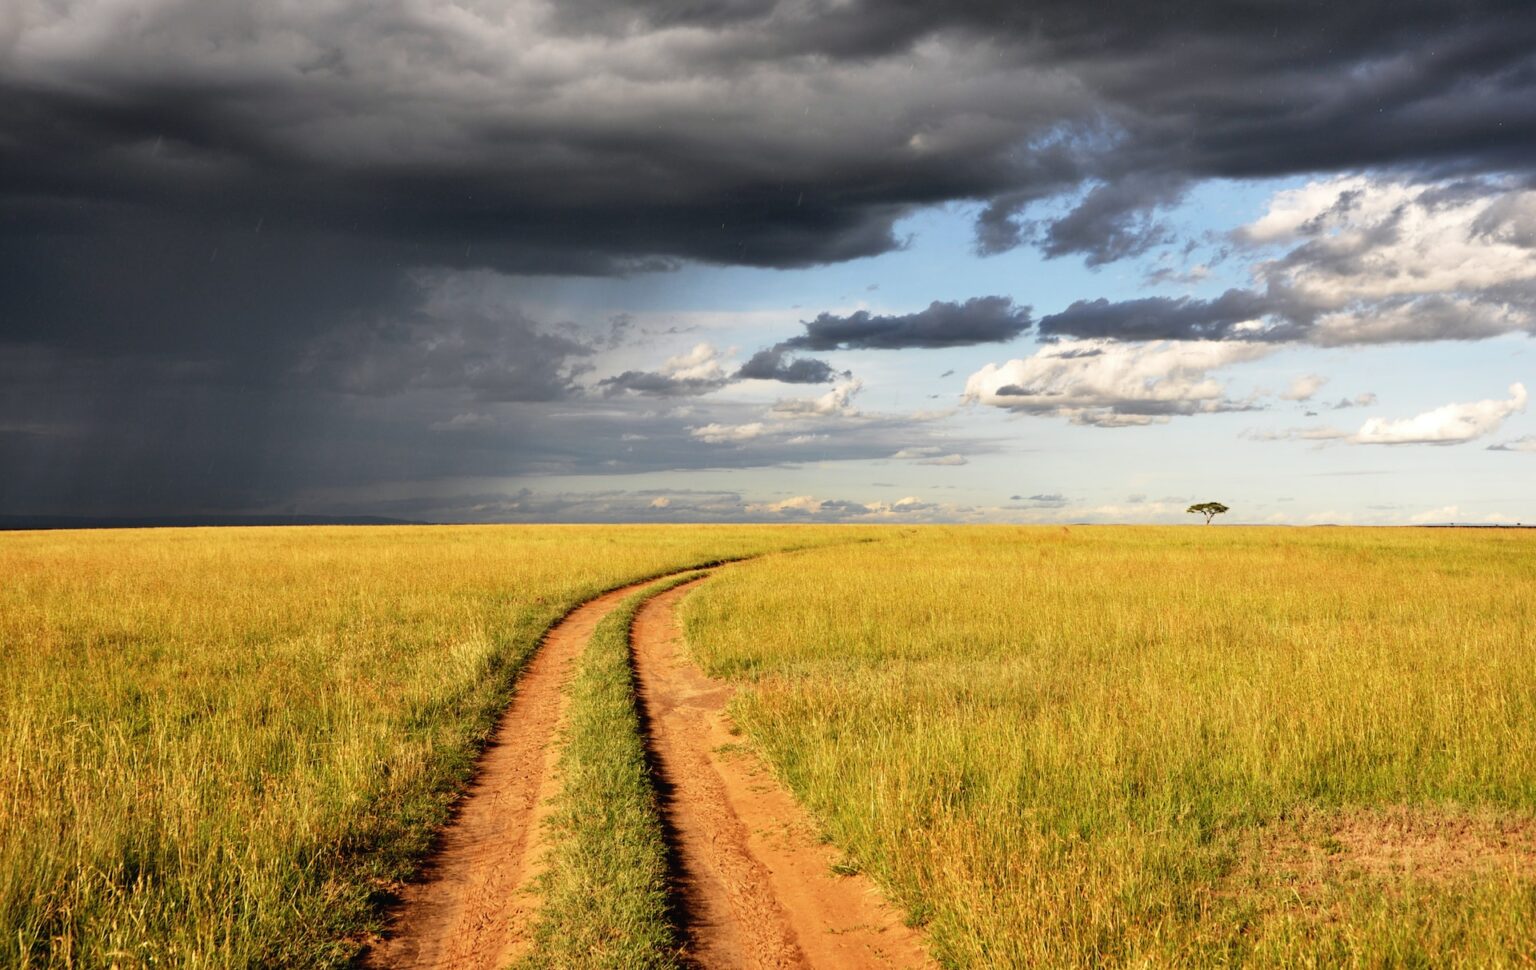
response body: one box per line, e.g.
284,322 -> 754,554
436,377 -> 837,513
632,580 -> 934,970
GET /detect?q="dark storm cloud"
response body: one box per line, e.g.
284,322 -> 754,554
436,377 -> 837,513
723,296 -> 1029,392
1039,290 -> 1294,342
5,0 -> 1533,293
783,297 -> 1033,351
1036,176 -> 1188,266
735,348 -> 846,384
621,300 -> 1016,396
5,0 -> 1536,514
0,365 -> 978,515
597,370 -> 733,397
297,310 -> 596,401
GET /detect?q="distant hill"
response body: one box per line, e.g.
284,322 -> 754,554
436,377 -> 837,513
0,514 -> 426,531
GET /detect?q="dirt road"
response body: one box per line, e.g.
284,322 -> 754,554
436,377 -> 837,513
632,581 -> 933,970
367,571 -> 931,970
364,580 -> 657,970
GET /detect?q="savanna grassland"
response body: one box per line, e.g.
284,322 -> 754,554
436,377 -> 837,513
6,524 -> 1536,969
683,526 -> 1536,967
0,526 -> 842,968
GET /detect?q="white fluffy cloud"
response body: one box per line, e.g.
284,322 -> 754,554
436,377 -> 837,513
890,445 -> 968,465
1242,177 -> 1536,345
861,496 -> 935,516
1281,373 -> 1328,401
964,339 -> 1272,426
689,421 -> 768,444
1350,383 -> 1527,445
690,378 -> 874,446
598,341 -> 738,397
770,379 -> 863,417
1244,180 -> 1536,299
660,343 -> 731,382
1259,383 -> 1528,446
1408,505 -> 1461,524
744,494 -> 938,520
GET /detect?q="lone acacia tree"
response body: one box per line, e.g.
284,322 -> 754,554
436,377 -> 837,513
1187,501 -> 1229,524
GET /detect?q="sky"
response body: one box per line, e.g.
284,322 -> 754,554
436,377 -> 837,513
3,0 -> 1535,524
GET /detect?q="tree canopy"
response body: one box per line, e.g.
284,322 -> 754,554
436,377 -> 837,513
1187,502 -> 1229,524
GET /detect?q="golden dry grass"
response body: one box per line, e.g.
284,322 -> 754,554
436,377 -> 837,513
0,525 -> 839,968
682,525 -> 1536,967
9,523 -> 1535,967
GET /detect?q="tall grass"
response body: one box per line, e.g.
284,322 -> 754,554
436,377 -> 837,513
0,525 -> 836,968
683,526 -> 1536,967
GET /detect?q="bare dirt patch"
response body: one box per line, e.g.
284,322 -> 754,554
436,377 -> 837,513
631,580 -> 934,969
364,579 -> 664,970
1254,805 -> 1536,894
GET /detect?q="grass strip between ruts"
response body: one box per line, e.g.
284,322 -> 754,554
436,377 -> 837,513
517,572 -> 705,970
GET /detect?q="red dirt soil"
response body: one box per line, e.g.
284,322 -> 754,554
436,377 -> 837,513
632,581 -> 935,970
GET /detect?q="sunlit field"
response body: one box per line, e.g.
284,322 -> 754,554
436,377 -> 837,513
7,524 -> 1535,968
685,527 -> 1536,967
0,526 -> 838,968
